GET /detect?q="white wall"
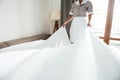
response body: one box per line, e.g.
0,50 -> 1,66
49,0 -> 61,10
0,0 -> 50,42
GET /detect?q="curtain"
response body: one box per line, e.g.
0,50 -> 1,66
61,0 -> 77,37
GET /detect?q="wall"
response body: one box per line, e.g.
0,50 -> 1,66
0,0 -> 50,42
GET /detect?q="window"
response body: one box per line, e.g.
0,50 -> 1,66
111,0 -> 120,38
91,0 -> 108,37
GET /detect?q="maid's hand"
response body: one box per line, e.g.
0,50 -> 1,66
62,22 -> 67,27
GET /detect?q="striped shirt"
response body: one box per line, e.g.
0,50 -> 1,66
69,0 -> 93,17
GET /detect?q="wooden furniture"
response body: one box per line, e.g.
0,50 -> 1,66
104,0 -> 115,44
0,34 -> 50,49
53,20 -> 59,33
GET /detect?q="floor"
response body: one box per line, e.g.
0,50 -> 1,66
109,40 -> 120,50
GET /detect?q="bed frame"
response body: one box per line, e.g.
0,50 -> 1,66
0,34 -> 50,49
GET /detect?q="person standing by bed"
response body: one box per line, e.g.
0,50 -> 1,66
62,0 -> 93,43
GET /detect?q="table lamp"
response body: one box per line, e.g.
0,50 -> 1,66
51,9 -> 60,33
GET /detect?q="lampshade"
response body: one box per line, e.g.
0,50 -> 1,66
51,9 -> 60,21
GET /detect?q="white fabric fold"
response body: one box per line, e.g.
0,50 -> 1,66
0,23 -> 120,80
